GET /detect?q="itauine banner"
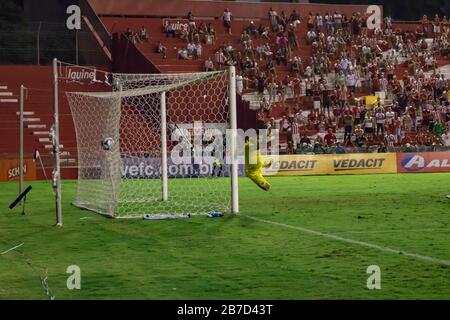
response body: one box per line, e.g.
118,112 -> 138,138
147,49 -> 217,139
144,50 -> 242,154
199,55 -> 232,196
397,152 -> 450,173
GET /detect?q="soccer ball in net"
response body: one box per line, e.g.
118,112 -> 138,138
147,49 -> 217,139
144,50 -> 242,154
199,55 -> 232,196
101,137 -> 114,151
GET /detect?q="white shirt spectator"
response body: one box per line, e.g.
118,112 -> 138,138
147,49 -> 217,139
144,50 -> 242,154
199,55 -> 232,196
187,42 -> 195,55
178,49 -> 188,59
346,73 -> 356,87
376,112 -> 386,124
223,11 -> 232,22
442,133 -> 450,147
307,30 -> 316,42
195,44 -> 202,57
385,110 -> 395,123
215,50 -> 225,65
236,75 -> 243,95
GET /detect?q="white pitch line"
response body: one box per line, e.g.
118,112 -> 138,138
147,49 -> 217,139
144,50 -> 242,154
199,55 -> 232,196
242,215 -> 450,267
331,228 -> 450,235
1,242 -> 24,255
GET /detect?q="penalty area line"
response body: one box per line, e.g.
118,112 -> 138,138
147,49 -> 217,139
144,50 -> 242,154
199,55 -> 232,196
242,215 -> 450,267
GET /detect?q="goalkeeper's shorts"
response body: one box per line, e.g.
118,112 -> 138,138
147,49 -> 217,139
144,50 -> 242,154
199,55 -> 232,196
246,170 -> 271,191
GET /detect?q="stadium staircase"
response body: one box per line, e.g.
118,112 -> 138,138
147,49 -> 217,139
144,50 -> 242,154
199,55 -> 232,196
0,66 -> 109,179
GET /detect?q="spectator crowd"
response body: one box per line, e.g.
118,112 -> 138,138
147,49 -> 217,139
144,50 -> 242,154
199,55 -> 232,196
124,9 -> 450,154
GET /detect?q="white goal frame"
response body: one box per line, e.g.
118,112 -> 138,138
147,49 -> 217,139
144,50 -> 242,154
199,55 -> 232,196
60,64 -> 239,219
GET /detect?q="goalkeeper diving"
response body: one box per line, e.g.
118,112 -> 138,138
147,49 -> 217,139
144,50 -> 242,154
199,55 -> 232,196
244,137 -> 272,191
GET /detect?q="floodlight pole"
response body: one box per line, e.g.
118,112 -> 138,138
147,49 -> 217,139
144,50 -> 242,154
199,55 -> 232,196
229,66 -> 239,214
53,58 -> 63,227
160,91 -> 168,201
19,85 -> 25,203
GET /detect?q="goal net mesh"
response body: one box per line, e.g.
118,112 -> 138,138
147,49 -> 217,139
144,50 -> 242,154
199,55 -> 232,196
66,71 -> 231,218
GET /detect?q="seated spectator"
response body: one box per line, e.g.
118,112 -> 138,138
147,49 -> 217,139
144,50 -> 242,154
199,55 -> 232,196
335,142 -> 346,154
205,58 -> 215,72
354,125 -> 366,147
207,23 -> 216,40
324,128 -> 336,146
186,42 -> 195,56
178,48 -> 189,60
155,41 -> 167,59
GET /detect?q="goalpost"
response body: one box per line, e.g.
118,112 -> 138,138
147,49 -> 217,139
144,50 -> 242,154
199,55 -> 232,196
66,67 -> 239,218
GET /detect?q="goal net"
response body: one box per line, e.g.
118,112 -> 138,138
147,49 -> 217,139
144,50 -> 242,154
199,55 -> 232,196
66,69 -> 238,218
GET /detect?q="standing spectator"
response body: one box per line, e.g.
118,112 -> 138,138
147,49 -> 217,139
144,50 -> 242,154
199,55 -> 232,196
139,26 -> 149,42
268,81 -> 278,103
421,15 -> 430,37
261,96 -> 270,113
292,120 -> 300,150
269,8 -> 278,32
236,74 -> 243,95
223,8 -> 233,35
364,113 -> 375,141
287,24 -> 298,49
316,13 -> 323,32
187,11 -> 194,22
290,9 -> 301,27
343,111 -> 354,142
333,11 -> 342,30
346,71 -> 357,93
215,49 -> 225,67
375,108 -> 386,136
194,43 -> 202,59
307,12 -> 315,30
325,12 -> 334,34
432,14 -> 441,36
442,130 -> 450,148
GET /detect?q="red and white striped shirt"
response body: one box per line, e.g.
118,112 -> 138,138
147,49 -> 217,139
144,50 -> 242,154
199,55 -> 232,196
292,122 -> 300,136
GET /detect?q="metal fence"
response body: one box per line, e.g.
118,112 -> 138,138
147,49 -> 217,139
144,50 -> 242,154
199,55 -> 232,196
0,21 -> 109,65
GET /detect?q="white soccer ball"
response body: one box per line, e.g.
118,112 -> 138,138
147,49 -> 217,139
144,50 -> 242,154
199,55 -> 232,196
101,137 -> 114,151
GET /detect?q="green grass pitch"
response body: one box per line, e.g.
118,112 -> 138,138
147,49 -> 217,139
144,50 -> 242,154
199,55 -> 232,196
1,173 -> 450,299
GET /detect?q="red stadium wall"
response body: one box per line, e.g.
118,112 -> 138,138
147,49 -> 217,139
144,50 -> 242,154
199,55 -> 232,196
112,33 -> 160,73
0,66 -> 110,179
89,0 -> 380,19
